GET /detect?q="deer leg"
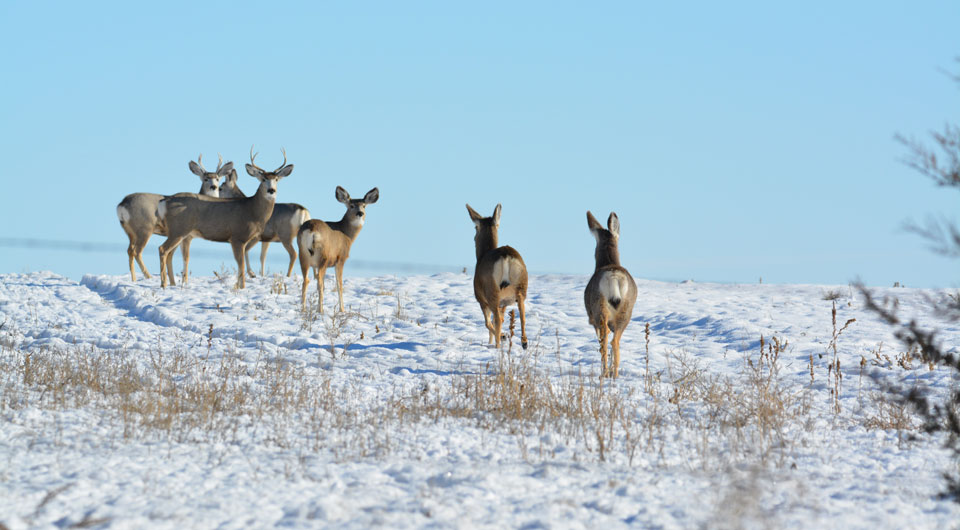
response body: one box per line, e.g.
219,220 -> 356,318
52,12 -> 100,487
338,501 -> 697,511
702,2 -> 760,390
164,240 -> 178,286
158,236 -> 185,289
298,243 -> 315,311
517,295 -> 528,350
259,241 -> 271,277
126,241 -> 137,281
597,317 -> 610,378
316,267 -> 326,314
481,305 -> 495,345
335,262 -> 345,313
281,238 -> 297,277
231,240 -> 247,289
611,326 -> 625,379
132,234 -> 152,280
180,236 -> 192,285
300,265 -> 310,311
493,306 -> 505,349
243,240 -> 257,278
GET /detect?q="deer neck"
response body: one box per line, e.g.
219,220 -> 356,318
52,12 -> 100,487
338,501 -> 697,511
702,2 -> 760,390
474,229 -> 498,263
250,183 -> 277,222
330,212 -> 364,242
594,243 -> 621,271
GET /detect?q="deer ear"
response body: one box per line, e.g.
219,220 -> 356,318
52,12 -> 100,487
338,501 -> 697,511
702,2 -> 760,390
363,188 -> 379,204
466,204 -> 483,223
246,164 -> 263,179
492,204 -> 502,226
335,186 -> 350,204
276,164 -> 294,178
217,161 -> 234,177
586,211 -> 603,232
607,212 -> 620,238
189,161 -> 205,177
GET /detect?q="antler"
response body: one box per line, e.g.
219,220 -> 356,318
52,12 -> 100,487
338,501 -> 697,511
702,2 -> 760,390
249,145 -> 262,170
216,152 -> 223,172
277,147 -> 288,171
196,153 -> 206,172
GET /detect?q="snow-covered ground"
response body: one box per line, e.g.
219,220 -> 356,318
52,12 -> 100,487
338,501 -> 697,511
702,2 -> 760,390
1,270 -> 958,528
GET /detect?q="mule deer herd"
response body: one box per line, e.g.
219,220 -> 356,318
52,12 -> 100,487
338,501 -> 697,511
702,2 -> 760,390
116,148 -> 637,378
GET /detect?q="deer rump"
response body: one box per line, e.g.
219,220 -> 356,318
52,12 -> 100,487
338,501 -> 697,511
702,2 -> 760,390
475,247 -> 527,307
585,266 -> 636,330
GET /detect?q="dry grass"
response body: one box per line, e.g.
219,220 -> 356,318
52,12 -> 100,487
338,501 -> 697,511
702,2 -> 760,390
0,305 -> 925,472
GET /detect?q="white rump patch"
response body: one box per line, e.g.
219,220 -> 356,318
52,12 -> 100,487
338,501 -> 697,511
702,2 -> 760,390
156,200 -> 167,222
493,257 -> 511,288
292,209 -> 311,234
599,271 -> 624,305
298,229 -> 315,251
116,205 -> 130,224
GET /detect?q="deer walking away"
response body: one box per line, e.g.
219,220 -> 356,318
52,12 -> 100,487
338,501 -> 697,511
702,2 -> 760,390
466,203 -> 529,350
583,211 -> 637,378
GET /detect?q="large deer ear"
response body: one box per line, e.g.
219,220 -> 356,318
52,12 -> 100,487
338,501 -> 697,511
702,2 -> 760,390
586,211 -> 603,232
607,212 -> 620,239
335,186 -> 350,204
492,203 -> 502,227
217,161 -> 234,177
246,164 -> 264,179
275,164 -> 294,178
189,160 -> 205,177
363,188 -> 379,204
466,204 -> 483,224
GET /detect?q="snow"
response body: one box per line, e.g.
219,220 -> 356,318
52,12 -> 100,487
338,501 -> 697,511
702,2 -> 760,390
0,270 -> 958,528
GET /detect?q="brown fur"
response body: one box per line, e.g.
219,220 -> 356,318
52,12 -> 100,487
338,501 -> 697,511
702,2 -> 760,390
298,187 -> 378,313
467,203 -> 529,350
583,211 -> 637,378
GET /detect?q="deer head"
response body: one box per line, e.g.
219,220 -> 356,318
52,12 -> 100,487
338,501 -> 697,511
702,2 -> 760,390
188,153 -> 234,197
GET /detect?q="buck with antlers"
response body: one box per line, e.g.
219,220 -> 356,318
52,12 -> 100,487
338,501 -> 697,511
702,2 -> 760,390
298,186 -> 379,313
116,154 -> 232,282
584,211 -> 637,378
466,203 -> 528,350
157,147 -> 293,289
218,169 -> 311,278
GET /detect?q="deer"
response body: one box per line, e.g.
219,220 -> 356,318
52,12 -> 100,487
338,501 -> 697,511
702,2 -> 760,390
297,186 -> 379,313
157,147 -> 293,289
583,211 -> 637,378
466,203 -> 528,350
116,154 -> 231,282
219,169 -> 311,278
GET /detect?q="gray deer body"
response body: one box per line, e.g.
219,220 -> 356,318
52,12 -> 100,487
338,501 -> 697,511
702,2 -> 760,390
157,148 -> 292,289
467,203 -> 529,350
583,211 -> 637,378
220,174 -> 311,278
116,154 -> 230,282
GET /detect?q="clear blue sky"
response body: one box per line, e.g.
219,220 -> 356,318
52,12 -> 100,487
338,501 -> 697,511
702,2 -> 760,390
1,1 -> 956,287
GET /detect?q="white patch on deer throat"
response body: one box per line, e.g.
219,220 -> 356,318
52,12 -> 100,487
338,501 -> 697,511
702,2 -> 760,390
116,205 -> 130,223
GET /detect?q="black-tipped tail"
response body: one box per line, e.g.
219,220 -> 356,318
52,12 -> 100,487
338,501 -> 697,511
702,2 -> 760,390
499,281 -> 510,289
609,297 -> 621,308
